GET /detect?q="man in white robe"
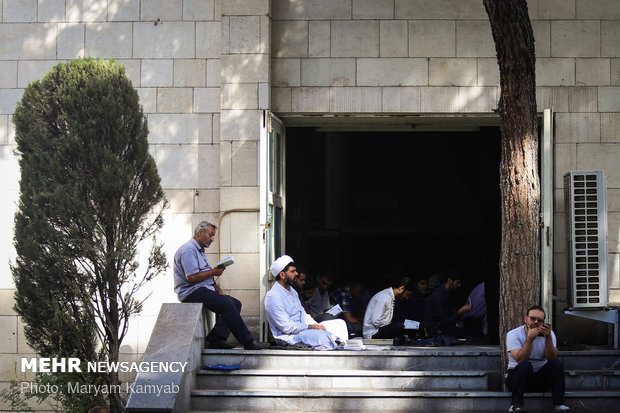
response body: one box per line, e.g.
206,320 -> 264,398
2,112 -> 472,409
265,255 -> 347,350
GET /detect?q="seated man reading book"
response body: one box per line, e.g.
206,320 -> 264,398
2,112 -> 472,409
363,277 -> 416,339
173,221 -> 268,350
265,255 -> 347,350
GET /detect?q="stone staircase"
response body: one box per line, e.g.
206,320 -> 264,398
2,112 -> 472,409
190,343 -> 620,412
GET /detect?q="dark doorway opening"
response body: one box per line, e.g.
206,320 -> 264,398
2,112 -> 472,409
285,126 -> 502,341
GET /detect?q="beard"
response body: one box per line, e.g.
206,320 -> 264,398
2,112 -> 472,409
284,276 -> 297,287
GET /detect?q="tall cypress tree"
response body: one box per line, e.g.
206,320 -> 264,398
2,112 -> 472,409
12,58 -> 167,412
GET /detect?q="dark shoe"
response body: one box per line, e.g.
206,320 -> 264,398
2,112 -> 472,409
207,340 -> 236,349
508,404 -> 524,412
244,339 -> 269,350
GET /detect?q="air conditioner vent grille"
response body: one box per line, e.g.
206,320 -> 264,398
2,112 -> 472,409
564,170 -> 608,308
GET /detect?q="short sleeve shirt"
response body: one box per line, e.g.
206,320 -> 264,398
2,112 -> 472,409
173,238 -> 215,301
506,325 -> 557,372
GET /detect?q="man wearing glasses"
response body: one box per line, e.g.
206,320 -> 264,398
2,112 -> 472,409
505,305 -> 570,412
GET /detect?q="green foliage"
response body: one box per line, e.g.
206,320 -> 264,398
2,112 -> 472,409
1,370 -> 110,412
11,58 -> 168,412
0,381 -> 34,411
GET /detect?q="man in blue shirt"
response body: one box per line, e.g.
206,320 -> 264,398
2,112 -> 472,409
330,282 -> 370,337
174,221 -> 268,350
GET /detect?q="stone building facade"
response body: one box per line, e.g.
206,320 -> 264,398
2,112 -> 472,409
1,0 -> 619,408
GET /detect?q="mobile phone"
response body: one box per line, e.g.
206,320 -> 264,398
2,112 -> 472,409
538,323 -> 550,337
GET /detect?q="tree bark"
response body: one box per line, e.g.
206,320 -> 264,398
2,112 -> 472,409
483,0 -> 541,374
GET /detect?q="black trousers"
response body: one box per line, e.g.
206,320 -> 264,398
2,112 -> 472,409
505,359 -> 565,406
183,287 -> 253,345
371,322 -> 404,339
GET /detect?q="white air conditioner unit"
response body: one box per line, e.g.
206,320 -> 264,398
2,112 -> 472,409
564,170 -> 608,308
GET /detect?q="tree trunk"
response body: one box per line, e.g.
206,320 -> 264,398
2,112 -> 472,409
107,346 -> 123,413
483,0 -> 541,375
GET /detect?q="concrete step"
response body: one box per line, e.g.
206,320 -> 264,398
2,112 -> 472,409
201,346 -> 502,371
197,368 -> 489,391
195,345 -> 620,412
189,389 -> 620,412
202,346 -> 620,371
566,369 -> 620,389
196,368 -> 620,392
559,349 -> 620,370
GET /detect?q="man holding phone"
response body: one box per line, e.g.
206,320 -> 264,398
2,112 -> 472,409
505,305 -> 570,412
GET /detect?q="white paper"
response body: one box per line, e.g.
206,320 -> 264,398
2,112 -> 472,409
404,319 -> 420,330
326,304 -> 343,316
343,338 -> 365,350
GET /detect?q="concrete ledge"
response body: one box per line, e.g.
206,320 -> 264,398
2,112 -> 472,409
197,368 -> 488,377
191,389 -> 620,398
126,303 -> 205,413
189,389 -> 620,412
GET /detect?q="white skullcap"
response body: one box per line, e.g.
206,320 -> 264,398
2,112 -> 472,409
270,255 -> 294,277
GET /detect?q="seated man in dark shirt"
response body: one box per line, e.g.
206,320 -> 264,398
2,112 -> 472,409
293,266 -> 314,316
424,271 -> 472,338
306,272 -> 336,322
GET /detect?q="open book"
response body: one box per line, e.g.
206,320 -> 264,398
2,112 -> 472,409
404,319 -> 420,330
216,256 -> 235,267
326,304 -> 343,316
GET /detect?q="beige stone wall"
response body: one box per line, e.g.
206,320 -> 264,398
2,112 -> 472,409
0,0 -> 231,403
1,0 -> 620,402
217,0 -> 270,333
271,0 -> 500,113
